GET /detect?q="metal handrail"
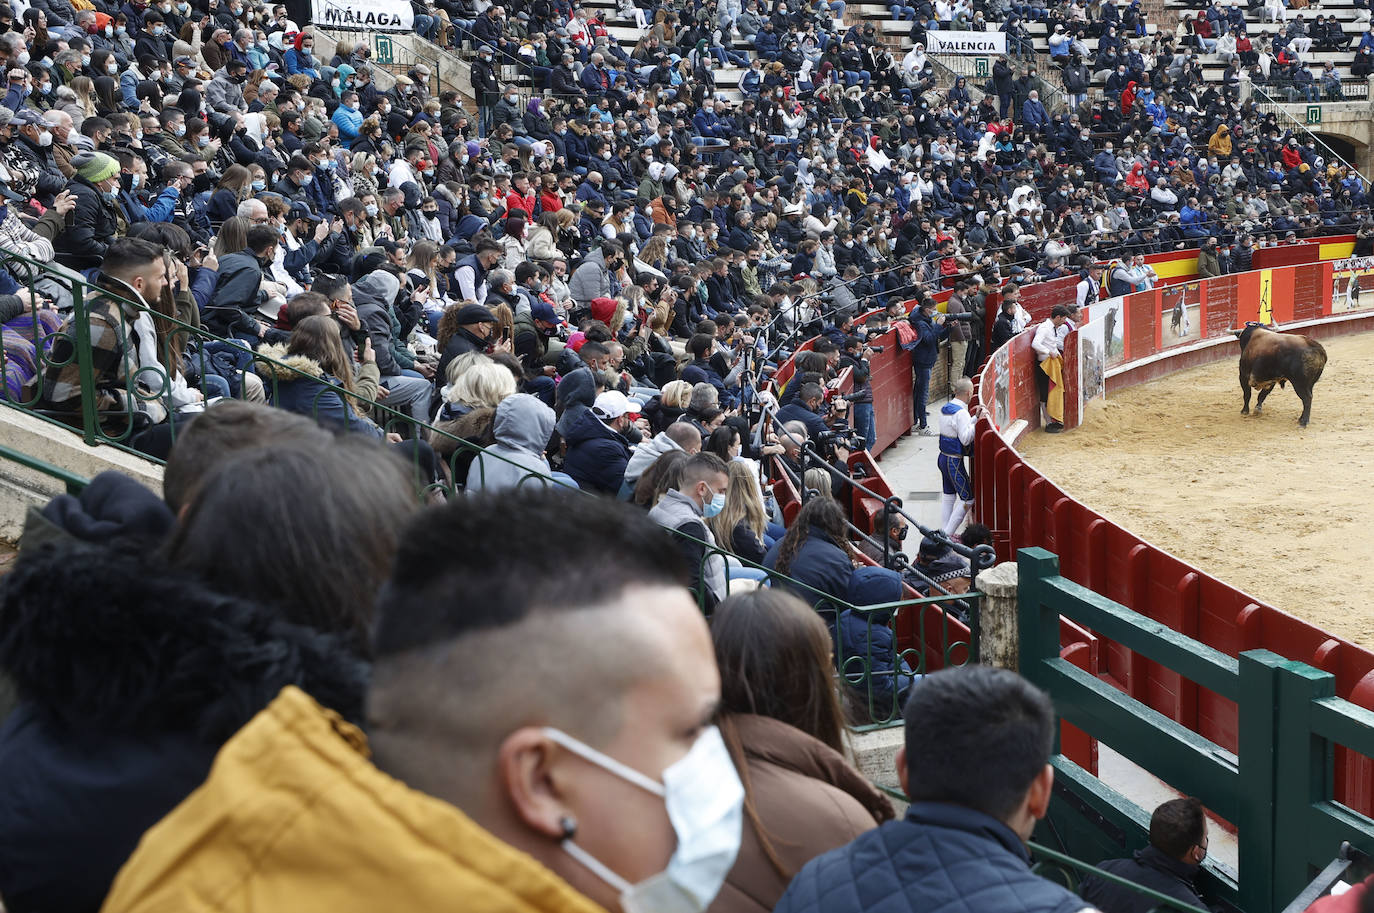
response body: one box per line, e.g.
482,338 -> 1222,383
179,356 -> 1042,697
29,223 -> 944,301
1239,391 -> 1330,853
0,246 -> 978,719
1251,82 -> 1370,182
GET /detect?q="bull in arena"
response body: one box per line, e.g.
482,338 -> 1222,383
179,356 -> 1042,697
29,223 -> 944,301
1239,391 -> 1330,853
1233,322 -> 1327,427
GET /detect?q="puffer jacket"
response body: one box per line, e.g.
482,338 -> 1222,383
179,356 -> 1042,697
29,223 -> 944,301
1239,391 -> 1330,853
561,408 -> 630,494
254,343 -> 384,438
471,393 -> 561,492
775,802 -> 1091,913
709,713 -> 892,913
839,566 -> 916,724
568,247 -> 610,310
0,520 -> 367,913
99,687 -> 608,913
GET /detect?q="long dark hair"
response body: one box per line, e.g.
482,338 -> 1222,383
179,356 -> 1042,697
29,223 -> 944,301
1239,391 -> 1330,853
713,589 -> 845,751
163,440 -> 421,655
772,496 -> 852,576
713,589 -> 850,879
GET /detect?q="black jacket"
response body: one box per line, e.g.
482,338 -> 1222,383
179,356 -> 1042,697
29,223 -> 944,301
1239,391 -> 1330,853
204,248 -> 267,338
54,176 -> 121,270
1080,846 -> 1208,913
13,135 -> 66,201
0,474 -> 367,913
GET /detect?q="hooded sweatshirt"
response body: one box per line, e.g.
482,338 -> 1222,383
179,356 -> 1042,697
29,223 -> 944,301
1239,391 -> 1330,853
624,429 -> 685,485
354,270 -> 412,376
471,393 -> 563,492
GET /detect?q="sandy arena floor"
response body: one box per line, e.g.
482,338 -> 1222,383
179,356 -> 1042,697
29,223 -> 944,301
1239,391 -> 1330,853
1019,332 -> 1374,649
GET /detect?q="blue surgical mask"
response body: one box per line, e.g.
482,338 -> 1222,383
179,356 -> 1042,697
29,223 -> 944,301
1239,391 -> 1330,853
173,123 -> 186,137
130,173 -> 142,190
703,489 -> 726,518
251,178 -> 265,191
102,188 -> 119,202
197,135 -> 210,147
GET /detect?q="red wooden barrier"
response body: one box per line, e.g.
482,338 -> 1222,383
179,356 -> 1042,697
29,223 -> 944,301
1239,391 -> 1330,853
972,272 -> 1374,814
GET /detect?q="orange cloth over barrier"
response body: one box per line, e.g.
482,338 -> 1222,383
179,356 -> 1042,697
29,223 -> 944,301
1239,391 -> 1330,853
1040,355 -> 1064,424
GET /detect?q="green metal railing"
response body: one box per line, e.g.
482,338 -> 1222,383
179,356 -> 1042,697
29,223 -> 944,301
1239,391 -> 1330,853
0,442 -> 88,495
0,246 -> 978,725
693,535 -> 978,727
1027,841 -> 1211,913
1017,546 -> 1374,913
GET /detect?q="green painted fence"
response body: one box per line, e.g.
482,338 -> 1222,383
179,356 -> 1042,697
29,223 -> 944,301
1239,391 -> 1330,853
1018,547 -> 1374,913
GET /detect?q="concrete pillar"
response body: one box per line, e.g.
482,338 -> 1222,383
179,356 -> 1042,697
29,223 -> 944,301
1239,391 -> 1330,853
1239,75 -> 1252,105
978,561 -> 1020,672
849,726 -> 907,816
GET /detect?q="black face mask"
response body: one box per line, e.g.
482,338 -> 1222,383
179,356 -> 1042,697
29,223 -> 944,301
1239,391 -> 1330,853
191,172 -> 213,193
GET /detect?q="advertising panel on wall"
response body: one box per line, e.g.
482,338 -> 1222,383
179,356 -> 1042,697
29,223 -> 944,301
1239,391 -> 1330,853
991,344 -> 1010,431
1092,296 -> 1127,368
1160,282 -> 1202,348
1077,317 -> 1107,417
1331,256 -> 1374,314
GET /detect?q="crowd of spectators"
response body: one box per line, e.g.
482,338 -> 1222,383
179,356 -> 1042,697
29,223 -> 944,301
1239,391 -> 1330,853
0,0 -> 1363,468
0,0 -> 1367,906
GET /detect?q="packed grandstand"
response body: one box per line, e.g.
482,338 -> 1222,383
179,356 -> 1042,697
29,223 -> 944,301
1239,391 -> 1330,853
0,0 -> 1372,907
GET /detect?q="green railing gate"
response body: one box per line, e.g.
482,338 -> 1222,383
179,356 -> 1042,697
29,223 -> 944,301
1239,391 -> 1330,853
1017,547 -> 1374,913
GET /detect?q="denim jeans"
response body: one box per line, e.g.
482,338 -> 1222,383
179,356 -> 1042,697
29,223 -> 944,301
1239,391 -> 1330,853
414,13 -> 440,40
912,364 -> 932,429
852,401 -> 875,451
843,69 -> 871,88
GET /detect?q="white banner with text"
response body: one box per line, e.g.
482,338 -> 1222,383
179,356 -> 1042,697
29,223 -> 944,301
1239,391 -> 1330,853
926,30 -> 1006,55
312,0 -> 413,32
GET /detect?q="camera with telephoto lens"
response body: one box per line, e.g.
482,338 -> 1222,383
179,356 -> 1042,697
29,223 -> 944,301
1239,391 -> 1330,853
815,420 -> 864,456
867,344 -> 885,353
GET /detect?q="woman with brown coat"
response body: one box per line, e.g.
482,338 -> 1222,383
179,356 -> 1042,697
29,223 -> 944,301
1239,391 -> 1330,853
707,590 -> 895,913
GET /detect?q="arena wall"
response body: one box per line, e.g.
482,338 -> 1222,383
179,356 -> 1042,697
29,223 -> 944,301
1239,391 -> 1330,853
966,260 -> 1374,818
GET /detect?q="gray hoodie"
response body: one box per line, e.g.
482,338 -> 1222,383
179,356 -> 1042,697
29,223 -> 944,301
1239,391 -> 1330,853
624,430 -> 684,486
471,394 -> 563,492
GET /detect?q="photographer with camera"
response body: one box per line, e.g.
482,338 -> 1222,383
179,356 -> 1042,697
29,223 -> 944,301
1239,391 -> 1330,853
839,335 -> 880,452
774,382 -> 862,498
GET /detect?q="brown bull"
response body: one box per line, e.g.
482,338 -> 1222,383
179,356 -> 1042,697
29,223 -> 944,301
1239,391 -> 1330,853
1233,322 -> 1327,427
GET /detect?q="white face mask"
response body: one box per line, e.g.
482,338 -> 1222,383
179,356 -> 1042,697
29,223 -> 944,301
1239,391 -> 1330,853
544,726 -> 743,913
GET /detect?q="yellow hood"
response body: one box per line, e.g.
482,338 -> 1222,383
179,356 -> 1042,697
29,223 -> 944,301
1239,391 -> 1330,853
101,687 -> 610,913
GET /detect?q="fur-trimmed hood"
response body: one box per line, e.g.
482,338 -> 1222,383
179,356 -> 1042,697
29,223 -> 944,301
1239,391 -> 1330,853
0,539 -> 369,741
253,342 -> 328,383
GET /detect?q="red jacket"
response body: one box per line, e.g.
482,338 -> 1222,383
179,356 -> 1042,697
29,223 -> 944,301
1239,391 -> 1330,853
506,189 -> 536,217
538,190 -> 563,213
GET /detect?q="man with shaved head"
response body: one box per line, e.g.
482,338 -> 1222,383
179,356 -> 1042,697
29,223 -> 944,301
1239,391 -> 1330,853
102,489 -> 743,913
